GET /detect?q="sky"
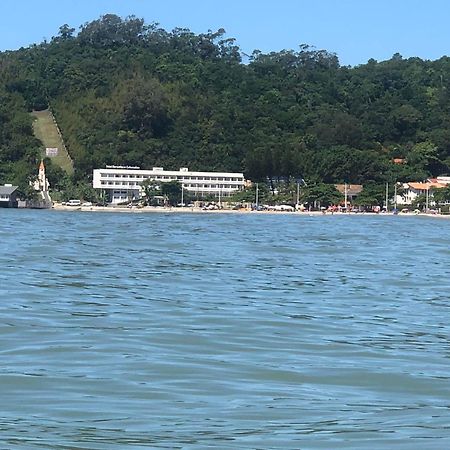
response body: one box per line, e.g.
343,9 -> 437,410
1,0 -> 449,66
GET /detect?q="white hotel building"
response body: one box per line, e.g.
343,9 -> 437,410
93,166 -> 246,204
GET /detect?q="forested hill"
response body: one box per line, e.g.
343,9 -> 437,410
1,14 -> 450,194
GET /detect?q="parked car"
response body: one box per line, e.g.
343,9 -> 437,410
67,199 -> 81,206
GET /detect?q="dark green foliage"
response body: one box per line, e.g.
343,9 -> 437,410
231,183 -> 270,204
432,185 -> 450,206
0,87 -> 41,189
1,14 -> 450,192
300,183 -> 342,208
43,157 -> 68,191
161,180 -> 182,205
120,77 -> 171,138
353,182 -> 387,207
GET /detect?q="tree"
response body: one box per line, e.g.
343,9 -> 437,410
432,185 -> 450,208
407,141 -> 444,176
56,24 -> 76,41
300,183 -> 341,209
391,104 -> 422,138
78,14 -> 147,46
161,180 -> 181,206
412,193 -> 427,210
43,158 -> 67,191
141,179 -> 161,205
120,77 -> 171,138
353,183 -> 386,208
230,183 -> 269,204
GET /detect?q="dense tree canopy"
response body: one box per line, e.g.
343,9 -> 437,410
1,14 -> 450,192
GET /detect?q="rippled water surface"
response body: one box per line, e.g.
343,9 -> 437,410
1,210 -> 450,449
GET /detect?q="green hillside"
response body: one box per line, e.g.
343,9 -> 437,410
1,14 -> 450,201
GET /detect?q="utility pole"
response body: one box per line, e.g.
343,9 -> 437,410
394,183 -> 397,211
344,182 -> 348,211
385,182 -> 389,213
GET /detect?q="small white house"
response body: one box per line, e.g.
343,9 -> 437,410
395,181 -> 446,206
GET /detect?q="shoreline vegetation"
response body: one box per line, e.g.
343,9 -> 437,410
51,203 -> 450,218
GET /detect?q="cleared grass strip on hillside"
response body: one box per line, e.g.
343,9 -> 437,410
31,109 -> 74,175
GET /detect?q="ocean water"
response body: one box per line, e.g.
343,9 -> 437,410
1,209 -> 449,449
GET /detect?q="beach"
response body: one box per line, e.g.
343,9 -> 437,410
50,203 -> 450,218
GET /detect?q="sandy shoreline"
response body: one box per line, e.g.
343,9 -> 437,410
50,204 -> 450,219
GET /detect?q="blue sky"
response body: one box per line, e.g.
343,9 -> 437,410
0,0 -> 448,66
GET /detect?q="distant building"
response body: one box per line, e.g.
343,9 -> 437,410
436,176 -> 450,185
33,160 -> 50,192
93,166 -> 246,204
395,180 -> 447,205
0,184 -> 19,208
334,184 -> 363,203
31,160 -> 52,208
